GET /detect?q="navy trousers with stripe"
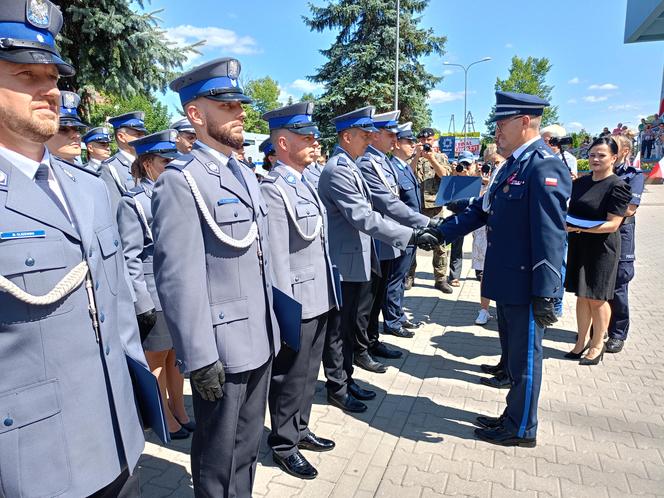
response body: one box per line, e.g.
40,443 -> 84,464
496,303 -> 544,440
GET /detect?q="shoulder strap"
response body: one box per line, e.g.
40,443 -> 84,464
369,156 -> 399,196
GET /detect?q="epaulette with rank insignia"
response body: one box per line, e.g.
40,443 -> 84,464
60,159 -> 102,178
167,156 -> 191,171
261,171 -> 279,184
535,147 -> 554,159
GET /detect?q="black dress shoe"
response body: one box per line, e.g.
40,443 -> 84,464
479,363 -> 503,375
579,345 -> 605,365
434,280 -> 454,294
169,427 -> 190,440
354,352 -> 387,373
404,276 -> 414,290
475,415 -> 503,429
298,432 -> 335,452
349,381 -> 376,400
175,416 -> 196,432
606,337 -> 624,353
327,393 -> 367,413
273,451 -> 318,480
402,319 -> 423,330
474,426 -> 536,448
385,327 -> 414,338
480,375 -> 511,389
370,341 -> 402,359
564,345 -> 588,359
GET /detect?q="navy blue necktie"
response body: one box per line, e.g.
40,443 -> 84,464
34,164 -> 71,222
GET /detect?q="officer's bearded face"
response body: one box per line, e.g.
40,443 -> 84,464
204,100 -> 245,150
283,131 -> 318,168
0,62 -> 60,143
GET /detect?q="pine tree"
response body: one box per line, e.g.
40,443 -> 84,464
304,0 -> 446,148
485,56 -> 559,134
55,0 -> 201,118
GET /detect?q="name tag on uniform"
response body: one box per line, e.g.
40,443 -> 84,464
218,198 -> 240,205
1,230 -> 46,240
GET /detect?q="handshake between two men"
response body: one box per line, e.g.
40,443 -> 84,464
410,216 -> 447,251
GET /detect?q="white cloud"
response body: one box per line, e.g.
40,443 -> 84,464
505,43 -> 513,48
567,98 -> 577,104
290,79 -> 324,93
567,122 -> 584,130
588,83 -> 618,90
568,77 -> 580,84
583,95 -> 608,103
428,90 -> 465,104
278,86 -> 297,105
165,25 -> 260,56
608,104 -> 637,111
442,69 -> 455,76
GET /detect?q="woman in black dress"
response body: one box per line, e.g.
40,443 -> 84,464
564,137 -> 631,365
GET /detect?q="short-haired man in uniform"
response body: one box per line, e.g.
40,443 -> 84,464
0,1 -> 147,495
408,127 -> 453,293
317,106 -> 438,413
171,117 -> 197,154
99,111 -> 147,216
152,57 -> 280,497
82,126 -> 112,173
45,91 -> 87,164
357,111 -> 434,371
260,102 -> 339,480
432,91 -> 571,447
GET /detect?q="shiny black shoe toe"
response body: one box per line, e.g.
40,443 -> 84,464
370,342 -> 402,359
606,337 -> 624,354
354,353 -> 387,373
273,451 -> 318,480
479,363 -> 503,375
349,382 -> 376,400
475,415 -> 503,429
474,426 -> 536,448
327,393 -> 367,413
402,319 -> 423,330
480,375 -> 511,389
298,432 -> 335,452
169,427 -> 190,440
386,327 -> 415,338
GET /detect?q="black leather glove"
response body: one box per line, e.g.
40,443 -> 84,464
190,360 -> 226,401
410,227 -> 443,251
445,198 -> 470,214
136,308 -> 157,343
532,297 -> 557,329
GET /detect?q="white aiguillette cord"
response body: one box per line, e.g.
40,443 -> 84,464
181,170 -> 258,249
272,183 -> 322,242
0,261 -> 88,305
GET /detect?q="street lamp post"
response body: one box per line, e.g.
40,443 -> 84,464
443,57 -> 492,151
394,0 -> 400,110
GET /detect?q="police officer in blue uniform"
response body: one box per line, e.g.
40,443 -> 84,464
82,126 -> 113,173
153,57 -> 280,497
45,91 -> 87,164
384,122 -> 426,335
0,1 -> 148,495
171,117 -> 197,154
607,151 -> 645,353
99,111 -> 147,216
431,91 -> 571,447
260,102 -> 339,480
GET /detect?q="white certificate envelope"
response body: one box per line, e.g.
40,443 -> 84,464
566,215 -> 604,229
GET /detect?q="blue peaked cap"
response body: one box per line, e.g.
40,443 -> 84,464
373,110 -> 401,133
332,106 -> 378,133
108,111 -> 147,133
489,91 -> 549,122
58,91 -> 87,128
82,126 -> 112,144
259,138 -> 274,155
170,57 -> 252,106
0,0 -> 74,76
396,122 -> 416,141
262,102 -> 320,136
131,129 -> 179,159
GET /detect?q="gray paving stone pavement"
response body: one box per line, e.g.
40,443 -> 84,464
139,184 -> 664,497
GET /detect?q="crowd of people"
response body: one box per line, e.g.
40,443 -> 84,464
0,1 -> 648,497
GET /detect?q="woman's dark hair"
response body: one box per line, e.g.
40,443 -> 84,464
130,153 -> 157,183
588,136 -> 619,155
263,153 -> 276,171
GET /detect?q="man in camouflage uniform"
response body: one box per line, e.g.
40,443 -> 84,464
407,128 -> 453,293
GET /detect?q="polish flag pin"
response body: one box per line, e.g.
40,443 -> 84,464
545,177 -> 558,187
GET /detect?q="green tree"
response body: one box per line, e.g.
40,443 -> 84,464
56,0 -> 201,118
300,92 -> 317,103
304,0 -> 446,148
243,77 -> 282,134
88,93 -> 171,134
486,56 -> 558,133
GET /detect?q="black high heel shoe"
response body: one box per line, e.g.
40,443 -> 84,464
564,345 -> 589,359
579,345 -> 605,366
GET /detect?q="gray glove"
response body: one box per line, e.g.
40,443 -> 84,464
532,297 -> 557,329
190,360 -> 226,401
410,227 -> 442,251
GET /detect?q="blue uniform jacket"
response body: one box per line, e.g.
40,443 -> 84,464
615,163 -> 644,262
391,155 -> 423,214
438,138 -> 572,305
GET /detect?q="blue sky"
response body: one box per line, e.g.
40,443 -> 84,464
147,0 -> 663,135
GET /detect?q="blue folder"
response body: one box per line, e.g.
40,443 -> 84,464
332,265 -> 343,309
435,176 -> 482,207
272,287 -> 303,352
126,355 -> 170,444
